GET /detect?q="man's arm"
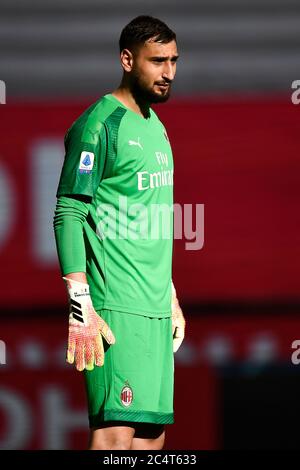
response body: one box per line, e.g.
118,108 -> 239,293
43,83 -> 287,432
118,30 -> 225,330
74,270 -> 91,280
53,195 -> 90,276
53,195 -> 115,371
171,280 -> 186,353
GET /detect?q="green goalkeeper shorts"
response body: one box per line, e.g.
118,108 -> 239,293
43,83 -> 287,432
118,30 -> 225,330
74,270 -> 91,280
83,309 -> 174,427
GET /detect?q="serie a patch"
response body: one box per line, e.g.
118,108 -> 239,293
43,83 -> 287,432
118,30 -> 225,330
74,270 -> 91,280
78,151 -> 94,173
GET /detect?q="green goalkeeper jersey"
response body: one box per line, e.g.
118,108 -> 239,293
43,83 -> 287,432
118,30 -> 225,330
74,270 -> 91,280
56,94 -> 174,317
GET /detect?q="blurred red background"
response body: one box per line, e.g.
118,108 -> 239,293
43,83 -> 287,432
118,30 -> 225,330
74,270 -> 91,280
0,96 -> 300,449
0,96 -> 299,306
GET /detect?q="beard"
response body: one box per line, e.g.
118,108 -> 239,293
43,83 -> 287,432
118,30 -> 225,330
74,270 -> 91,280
130,72 -> 172,104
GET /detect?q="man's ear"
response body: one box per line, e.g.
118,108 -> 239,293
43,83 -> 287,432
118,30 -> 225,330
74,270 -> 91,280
120,48 -> 134,72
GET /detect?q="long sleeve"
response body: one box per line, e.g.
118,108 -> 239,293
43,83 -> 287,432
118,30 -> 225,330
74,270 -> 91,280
53,195 -> 91,275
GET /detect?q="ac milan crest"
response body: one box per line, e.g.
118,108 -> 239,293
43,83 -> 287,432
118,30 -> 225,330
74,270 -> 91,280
120,382 -> 133,407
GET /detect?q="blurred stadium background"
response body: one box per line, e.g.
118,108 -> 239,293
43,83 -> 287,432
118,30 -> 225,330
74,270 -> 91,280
0,0 -> 300,450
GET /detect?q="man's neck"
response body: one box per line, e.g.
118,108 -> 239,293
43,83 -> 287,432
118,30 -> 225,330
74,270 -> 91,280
111,87 -> 150,119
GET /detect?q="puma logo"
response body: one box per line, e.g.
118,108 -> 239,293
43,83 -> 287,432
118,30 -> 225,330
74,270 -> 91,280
128,138 -> 143,150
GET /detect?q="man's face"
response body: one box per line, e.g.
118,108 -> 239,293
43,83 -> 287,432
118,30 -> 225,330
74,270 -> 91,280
129,39 -> 178,104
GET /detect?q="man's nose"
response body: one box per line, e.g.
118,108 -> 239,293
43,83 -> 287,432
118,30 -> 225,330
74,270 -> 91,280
162,62 -> 175,82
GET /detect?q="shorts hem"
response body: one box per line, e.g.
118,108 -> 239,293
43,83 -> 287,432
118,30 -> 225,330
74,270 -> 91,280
89,410 -> 174,427
94,303 -> 171,318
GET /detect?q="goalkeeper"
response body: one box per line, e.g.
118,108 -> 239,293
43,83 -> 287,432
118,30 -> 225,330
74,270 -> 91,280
53,15 -> 185,451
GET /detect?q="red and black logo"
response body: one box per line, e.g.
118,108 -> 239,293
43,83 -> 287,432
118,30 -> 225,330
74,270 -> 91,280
120,382 -> 133,407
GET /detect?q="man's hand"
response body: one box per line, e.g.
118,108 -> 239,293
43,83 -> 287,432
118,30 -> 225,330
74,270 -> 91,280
63,277 -> 115,371
171,281 -> 186,353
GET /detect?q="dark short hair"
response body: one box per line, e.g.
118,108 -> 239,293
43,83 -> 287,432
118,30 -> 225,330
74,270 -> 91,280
119,15 -> 176,53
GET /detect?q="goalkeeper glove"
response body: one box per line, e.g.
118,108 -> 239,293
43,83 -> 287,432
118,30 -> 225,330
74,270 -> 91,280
63,277 -> 115,371
171,281 -> 186,353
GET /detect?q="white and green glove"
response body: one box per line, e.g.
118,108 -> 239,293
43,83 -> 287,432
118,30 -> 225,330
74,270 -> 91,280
171,281 -> 186,353
63,277 -> 115,371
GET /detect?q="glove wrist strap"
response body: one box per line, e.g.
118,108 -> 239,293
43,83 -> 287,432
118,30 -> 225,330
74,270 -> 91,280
63,277 -> 90,297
